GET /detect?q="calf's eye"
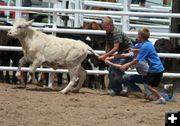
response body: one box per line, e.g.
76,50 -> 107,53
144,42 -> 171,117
17,26 -> 22,29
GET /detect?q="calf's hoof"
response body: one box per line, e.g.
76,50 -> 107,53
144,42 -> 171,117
15,72 -> 21,80
17,84 -> 26,89
71,88 -> 80,93
31,79 -> 38,84
60,90 -> 68,94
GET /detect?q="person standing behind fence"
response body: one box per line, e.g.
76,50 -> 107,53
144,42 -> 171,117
118,27 -> 166,104
98,16 -> 132,96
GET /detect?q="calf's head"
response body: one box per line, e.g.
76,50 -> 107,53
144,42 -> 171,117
154,38 -> 172,53
7,19 -> 34,38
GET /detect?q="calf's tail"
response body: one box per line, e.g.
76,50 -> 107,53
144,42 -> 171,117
87,46 -> 99,58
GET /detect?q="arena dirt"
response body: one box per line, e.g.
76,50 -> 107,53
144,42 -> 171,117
0,83 -> 179,126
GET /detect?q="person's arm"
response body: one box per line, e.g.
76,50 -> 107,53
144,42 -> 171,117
129,48 -> 140,53
104,59 -> 123,70
98,43 -> 119,61
105,44 -> 111,53
105,51 -> 133,62
114,53 -> 131,58
119,58 -> 138,71
105,57 -> 138,71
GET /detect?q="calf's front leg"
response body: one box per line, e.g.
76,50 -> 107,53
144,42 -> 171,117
29,59 -> 43,84
16,56 -> 27,87
16,56 -> 27,78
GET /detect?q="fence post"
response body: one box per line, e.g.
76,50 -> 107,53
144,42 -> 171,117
48,72 -> 53,88
15,0 -> 22,20
74,0 -> 80,27
67,0 -> 73,27
47,1 -> 51,25
48,0 -> 59,87
52,0 -> 58,35
121,0 -> 131,31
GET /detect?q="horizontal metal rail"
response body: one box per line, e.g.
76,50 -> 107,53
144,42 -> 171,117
0,26 -> 106,35
83,1 -> 171,12
0,66 -> 179,78
0,6 -> 179,18
0,26 -> 179,37
0,46 -> 180,58
83,18 -> 169,29
83,14 -> 170,23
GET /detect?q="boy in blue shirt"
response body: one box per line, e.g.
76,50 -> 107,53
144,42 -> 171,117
118,28 -> 166,104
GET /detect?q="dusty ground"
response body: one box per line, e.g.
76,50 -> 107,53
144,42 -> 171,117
0,83 -> 180,126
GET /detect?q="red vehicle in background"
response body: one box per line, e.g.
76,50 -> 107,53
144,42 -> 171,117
0,0 -> 29,19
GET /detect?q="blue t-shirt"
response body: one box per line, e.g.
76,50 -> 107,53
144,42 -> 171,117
136,40 -> 164,73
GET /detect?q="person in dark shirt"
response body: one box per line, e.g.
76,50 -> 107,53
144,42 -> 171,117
98,16 -> 132,96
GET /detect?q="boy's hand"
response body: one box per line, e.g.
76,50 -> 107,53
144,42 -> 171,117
128,48 -> 136,52
119,64 -> 129,71
104,58 -> 111,65
105,56 -> 114,61
97,55 -> 106,61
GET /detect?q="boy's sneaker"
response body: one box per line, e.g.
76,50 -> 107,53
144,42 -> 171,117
119,85 -> 128,96
144,94 -> 157,101
164,84 -> 174,99
107,89 -> 116,96
153,97 -> 166,104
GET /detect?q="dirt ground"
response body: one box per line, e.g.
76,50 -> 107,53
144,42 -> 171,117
0,83 -> 179,126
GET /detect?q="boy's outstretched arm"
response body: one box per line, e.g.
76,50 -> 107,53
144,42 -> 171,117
119,58 -> 138,71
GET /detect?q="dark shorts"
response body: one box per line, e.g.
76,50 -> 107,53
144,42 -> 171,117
147,72 -> 163,87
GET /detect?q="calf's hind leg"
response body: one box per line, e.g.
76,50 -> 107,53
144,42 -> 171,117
72,66 -> 86,93
60,65 -> 80,94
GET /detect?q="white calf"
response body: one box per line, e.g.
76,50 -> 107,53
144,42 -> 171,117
7,19 -> 98,94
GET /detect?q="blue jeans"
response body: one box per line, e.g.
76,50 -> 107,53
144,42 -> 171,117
108,57 -> 132,94
123,74 -> 147,92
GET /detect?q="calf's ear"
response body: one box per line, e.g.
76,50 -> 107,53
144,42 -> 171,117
25,19 -> 34,27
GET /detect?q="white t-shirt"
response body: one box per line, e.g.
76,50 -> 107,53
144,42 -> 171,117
130,61 -> 149,76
